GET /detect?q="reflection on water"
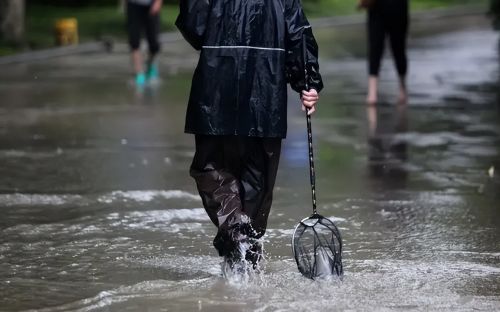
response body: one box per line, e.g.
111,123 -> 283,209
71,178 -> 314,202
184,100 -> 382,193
131,79 -> 163,106
498,39 -> 500,113
367,105 -> 409,189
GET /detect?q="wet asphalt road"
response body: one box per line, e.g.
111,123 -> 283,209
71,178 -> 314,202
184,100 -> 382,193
0,12 -> 499,312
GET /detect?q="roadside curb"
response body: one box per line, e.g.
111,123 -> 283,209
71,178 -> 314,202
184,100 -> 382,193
0,5 -> 488,65
0,41 -> 113,66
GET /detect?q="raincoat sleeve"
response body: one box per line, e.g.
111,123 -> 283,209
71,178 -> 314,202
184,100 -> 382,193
284,0 -> 324,93
175,0 -> 210,50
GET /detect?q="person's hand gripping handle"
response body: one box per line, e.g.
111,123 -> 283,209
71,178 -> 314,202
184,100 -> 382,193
300,37 -> 319,115
301,89 -> 319,115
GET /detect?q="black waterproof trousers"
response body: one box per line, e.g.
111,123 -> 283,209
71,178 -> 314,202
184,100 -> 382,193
190,135 -> 281,258
368,0 -> 409,77
126,2 -> 160,55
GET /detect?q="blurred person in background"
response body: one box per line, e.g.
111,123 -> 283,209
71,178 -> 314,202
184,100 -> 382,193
127,0 -> 162,87
359,0 -> 409,105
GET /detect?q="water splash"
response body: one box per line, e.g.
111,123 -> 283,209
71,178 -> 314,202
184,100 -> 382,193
221,239 -> 266,285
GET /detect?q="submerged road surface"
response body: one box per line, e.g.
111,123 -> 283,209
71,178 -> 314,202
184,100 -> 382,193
0,13 -> 499,312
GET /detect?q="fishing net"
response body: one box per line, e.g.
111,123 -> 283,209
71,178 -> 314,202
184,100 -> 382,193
292,213 -> 343,279
291,35 -> 344,280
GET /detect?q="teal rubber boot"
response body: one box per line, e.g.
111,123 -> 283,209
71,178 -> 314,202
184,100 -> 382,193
135,73 -> 146,87
146,64 -> 159,81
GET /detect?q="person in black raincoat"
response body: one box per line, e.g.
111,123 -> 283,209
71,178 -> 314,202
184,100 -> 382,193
176,0 -> 323,269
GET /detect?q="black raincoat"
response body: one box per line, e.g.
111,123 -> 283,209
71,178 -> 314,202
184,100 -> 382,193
176,0 -> 323,138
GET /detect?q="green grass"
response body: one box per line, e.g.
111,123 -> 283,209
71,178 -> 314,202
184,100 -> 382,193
0,39 -> 18,56
410,0 -> 488,10
22,3 -> 177,51
0,0 -> 491,56
303,0 -> 489,17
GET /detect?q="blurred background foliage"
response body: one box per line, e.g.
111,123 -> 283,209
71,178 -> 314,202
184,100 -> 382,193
0,0 -> 495,55
491,0 -> 500,29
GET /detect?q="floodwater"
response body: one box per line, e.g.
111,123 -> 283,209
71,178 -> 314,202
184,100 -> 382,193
1,13 -> 499,312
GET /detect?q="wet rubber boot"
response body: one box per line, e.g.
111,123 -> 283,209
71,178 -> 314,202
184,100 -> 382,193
146,63 -> 159,83
245,240 -> 263,270
135,73 -> 146,87
218,219 -> 259,275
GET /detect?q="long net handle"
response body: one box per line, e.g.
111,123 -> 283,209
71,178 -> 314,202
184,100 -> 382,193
302,36 -> 317,215
306,110 -> 317,215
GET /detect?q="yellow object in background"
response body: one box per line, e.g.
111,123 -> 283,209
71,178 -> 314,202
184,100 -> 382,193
54,18 -> 79,46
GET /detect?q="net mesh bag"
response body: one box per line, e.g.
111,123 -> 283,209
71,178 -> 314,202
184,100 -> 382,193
292,213 -> 343,279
